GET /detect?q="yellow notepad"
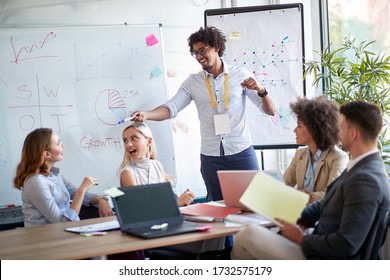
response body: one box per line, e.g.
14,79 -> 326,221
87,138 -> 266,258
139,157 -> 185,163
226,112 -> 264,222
240,171 -> 309,227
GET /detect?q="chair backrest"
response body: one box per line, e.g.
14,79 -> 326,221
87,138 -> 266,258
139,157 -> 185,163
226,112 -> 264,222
358,209 -> 390,260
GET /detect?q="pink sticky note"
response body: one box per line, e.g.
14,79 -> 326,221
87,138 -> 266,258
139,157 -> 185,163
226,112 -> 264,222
196,226 -> 212,231
146,34 -> 159,46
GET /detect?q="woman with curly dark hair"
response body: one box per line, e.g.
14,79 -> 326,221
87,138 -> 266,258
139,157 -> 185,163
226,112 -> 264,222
284,96 -> 349,203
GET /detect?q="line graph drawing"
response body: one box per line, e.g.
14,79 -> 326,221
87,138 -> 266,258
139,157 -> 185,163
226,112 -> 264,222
74,42 -> 153,81
0,79 -> 8,87
224,35 -> 300,86
9,31 -> 58,64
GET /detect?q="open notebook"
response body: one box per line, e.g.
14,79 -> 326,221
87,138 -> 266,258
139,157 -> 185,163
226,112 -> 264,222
240,171 -> 309,227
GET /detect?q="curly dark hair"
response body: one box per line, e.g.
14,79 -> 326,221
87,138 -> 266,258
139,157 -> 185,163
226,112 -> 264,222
290,96 -> 340,151
188,26 -> 226,57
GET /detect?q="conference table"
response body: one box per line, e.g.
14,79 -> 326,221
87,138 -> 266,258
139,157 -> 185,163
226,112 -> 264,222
0,216 -> 249,260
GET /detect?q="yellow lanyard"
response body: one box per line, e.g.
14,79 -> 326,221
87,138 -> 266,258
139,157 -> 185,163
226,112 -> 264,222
205,73 -> 229,110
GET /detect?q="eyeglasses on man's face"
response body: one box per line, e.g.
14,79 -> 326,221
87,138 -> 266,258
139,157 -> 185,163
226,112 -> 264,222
190,46 -> 209,57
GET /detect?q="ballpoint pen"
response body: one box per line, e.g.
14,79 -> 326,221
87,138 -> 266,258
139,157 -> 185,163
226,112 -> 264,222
117,116 -> 135,124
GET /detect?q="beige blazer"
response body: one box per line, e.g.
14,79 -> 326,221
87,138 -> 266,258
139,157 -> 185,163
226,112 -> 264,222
283,145 -> 349,202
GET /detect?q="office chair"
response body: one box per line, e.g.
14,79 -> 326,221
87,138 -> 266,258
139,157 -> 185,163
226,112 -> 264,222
358,209 -> 390,260
79,205 -> 100,220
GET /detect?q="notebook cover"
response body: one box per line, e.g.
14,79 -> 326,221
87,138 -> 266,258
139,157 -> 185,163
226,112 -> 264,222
180,203 -> 242,219
240,172 -> 309,226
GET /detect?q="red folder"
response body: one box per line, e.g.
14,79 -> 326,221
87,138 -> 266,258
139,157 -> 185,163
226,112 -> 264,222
180,203 -> 242,219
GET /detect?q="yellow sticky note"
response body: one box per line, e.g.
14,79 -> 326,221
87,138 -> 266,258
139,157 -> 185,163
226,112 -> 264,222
229,32 -> 240,40
104,187 -> 124,198
240,172 -> 309,226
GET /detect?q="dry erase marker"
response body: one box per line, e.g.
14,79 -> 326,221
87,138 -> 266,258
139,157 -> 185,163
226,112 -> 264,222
117,116 -> 135,124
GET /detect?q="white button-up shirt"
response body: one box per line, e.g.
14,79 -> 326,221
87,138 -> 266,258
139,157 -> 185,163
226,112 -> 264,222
163,60 -> 265,156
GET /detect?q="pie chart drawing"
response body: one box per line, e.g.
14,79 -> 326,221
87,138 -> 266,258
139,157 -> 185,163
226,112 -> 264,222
271,107 -> 291,127
95,89 -> 127,125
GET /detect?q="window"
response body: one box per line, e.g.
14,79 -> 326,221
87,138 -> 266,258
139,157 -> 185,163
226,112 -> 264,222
328,0 -> 390,55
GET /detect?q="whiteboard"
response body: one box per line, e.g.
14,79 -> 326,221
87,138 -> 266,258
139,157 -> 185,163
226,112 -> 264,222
205,4 -> 305,148
0,24 -> 175,207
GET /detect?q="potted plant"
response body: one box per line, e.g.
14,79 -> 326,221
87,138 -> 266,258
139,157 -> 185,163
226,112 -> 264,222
303,36 -> 390,167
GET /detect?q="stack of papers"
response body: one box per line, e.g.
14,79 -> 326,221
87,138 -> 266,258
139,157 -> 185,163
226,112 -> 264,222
225,212 -> 273,227
65,220 -> 120,233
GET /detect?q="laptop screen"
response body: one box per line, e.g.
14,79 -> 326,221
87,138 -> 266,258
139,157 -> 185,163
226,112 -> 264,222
113,183 -> 182,227
217,170 -> 258,209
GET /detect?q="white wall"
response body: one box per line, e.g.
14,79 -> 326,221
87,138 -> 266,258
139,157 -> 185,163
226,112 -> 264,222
0,0 -> 224,199
0,0 -> 319,199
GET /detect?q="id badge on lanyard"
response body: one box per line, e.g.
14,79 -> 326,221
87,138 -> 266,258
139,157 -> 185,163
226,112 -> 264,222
205,73 -> 231,135
214,113 -> 231,135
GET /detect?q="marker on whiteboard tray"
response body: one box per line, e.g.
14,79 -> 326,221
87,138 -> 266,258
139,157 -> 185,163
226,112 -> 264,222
117,116 -> 135,124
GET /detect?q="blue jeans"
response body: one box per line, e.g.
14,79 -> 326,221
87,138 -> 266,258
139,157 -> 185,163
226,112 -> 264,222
200,146 -> 259,202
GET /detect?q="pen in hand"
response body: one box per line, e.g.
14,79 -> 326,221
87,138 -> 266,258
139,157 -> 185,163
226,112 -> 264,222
118,116 -> 135,124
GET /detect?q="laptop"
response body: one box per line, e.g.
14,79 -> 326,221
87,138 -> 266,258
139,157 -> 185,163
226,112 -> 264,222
111,182 -> 204,239
217,170 -> 259,211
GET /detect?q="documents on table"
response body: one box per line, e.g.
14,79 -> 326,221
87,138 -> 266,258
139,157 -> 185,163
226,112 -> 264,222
180,202 -> 242,220
65,220 -> 120,233
225,212 -> 274,227
240,171 -> 309,227
182,215 -> 217,222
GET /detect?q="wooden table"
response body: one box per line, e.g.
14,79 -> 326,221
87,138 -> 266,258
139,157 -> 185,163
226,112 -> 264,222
0,216 -> 245,260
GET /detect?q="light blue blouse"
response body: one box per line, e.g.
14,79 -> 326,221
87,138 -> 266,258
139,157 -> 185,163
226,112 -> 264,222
21,167 -> 93,228
304,148 -> 322,192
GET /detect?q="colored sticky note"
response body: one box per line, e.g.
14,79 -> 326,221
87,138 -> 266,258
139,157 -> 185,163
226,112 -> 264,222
196,226 -> 212,231
146,34 -> 159,46
80,232 -> 107,237
104,187 -> 124,198
150,223 -> 168,230
228,32 -> 241,40
150,66 -> 163,78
